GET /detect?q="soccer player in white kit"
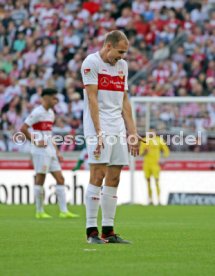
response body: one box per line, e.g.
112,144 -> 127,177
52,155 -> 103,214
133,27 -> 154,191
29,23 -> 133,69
21,88 -> 79,219
81,31 -> 140,243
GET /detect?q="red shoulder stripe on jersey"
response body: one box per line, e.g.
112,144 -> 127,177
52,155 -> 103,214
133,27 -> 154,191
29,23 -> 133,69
98,74 -> 125,92
32,121 -> 53,131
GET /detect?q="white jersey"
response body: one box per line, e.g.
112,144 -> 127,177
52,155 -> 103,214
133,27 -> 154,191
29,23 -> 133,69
81,51 -> 128,137
24,105 -> 56,157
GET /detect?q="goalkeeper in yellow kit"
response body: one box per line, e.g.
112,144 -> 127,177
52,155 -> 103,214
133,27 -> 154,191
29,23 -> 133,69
139,129 -> 170,205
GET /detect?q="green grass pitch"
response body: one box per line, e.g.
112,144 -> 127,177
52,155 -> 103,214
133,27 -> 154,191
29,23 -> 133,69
0,205 -> 215,276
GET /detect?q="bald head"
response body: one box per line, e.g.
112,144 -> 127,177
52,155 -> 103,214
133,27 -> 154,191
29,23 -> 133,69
100,30 -> 129,66
104,30 -> 129,47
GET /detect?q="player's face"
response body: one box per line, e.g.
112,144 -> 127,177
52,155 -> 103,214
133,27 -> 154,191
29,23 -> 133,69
48,95 -> 59,108
106,40 -> 128,65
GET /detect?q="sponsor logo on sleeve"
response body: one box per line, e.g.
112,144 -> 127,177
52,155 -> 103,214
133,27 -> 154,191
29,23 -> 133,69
84,68 -> 91,74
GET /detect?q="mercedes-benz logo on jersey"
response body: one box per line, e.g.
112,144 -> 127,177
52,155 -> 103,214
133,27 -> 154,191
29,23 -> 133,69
100,77 -> 109,87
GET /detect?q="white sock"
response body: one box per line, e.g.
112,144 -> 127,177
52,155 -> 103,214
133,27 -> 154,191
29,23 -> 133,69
56,185 -> 68,213
101,186 -> 118,227
34,185 -> 44,213
85,184 -> 101,228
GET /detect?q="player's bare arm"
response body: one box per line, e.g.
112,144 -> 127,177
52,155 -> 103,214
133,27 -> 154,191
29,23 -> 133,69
52,118 -> 63,161
20,123 -> 47,148
52,141 -> 63,162
85,84 -> 104,158
122,90 -> 141,157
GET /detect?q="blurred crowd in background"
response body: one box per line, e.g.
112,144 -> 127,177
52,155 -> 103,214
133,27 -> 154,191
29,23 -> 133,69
0,0 -> 214,152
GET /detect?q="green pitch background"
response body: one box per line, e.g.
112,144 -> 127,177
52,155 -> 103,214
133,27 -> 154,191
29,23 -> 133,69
0,205 -> 214,276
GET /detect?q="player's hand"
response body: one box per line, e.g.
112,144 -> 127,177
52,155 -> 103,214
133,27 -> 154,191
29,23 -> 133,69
93,133 -> 104,160
128,134 -> 140,157
35,140 -> 47,148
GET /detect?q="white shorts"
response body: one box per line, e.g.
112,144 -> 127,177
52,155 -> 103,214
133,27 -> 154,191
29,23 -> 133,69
86,135 -> 129,166
32,154 -> 61,174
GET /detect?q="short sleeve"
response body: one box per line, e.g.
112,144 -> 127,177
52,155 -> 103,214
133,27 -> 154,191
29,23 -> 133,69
81,57 -> 98,86
24,110 -> 38,127
124,61 -> 128,91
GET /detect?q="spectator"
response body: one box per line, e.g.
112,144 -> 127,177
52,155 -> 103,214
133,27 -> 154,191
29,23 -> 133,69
116,7 -> 132,28
13,32 -> 26,52
70,92 -> 83,119
4,77 -> 21,104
